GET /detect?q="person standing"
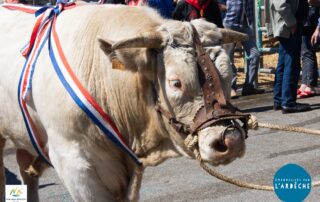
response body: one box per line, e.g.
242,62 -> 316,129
223,0 -> 265,98
297,4 -> 319,98
270,0 -> 311,113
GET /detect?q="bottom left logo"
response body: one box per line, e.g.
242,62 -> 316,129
5,185 -> 27,202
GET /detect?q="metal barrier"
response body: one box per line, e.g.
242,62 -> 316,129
254,0 -> 278,75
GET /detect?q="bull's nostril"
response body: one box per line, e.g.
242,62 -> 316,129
211,140 -> 228,153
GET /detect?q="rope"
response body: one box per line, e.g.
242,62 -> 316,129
195,147 -> 320,190
194,149 -> 274,191
129,116 -> 320,195
248,115 -> 320,136
185,115 -> 320,191
258,122 -> 320,136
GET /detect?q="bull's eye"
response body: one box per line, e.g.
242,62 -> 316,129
169,79 -> 182,89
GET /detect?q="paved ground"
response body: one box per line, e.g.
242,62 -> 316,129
4,91 -> 320,201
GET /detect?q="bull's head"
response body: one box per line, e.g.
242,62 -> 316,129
98,19 -> 250,166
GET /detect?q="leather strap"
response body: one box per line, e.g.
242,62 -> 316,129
155,104 -> 191,135
192,25 -> 227,113
190,25 -> 250,132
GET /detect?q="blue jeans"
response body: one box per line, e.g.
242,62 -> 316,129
223,21 -> 260,90
274,26 -> 302,107
301,26 -> 319,87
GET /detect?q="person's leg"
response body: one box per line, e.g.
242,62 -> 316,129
308,28 -> 319,88
239,24 -> 264,95
238,24 -> 260,89
274,38 -> 286,106
226,23 -> 263,95
223,23 -> 238,91
224,43 -> 237,90
277,28 -> 311,113
301,31 -> 309,87
299,27 -> 317,98
281,26 -> 302,106
242,41 -> 260,89
301,27 -> 317,89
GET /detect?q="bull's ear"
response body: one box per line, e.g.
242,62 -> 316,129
98,37 -> 126,70
219,29 -> 249,44
98,36 -> 157,79
110,32 -> 164,50
98,37 -> 113,55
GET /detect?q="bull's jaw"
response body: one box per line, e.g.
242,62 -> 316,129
197,126 -> 246,166
138,139 -> 183,167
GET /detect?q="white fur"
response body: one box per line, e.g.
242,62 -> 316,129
0,5 -> 244,201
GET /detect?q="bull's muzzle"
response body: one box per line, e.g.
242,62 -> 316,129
198,122 -> 246,166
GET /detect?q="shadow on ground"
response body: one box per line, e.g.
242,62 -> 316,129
5,168 -> 21,185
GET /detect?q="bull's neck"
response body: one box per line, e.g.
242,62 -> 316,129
84,49 -> 158,154
68,31 -> 179,165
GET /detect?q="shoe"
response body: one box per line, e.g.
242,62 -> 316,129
282,103 -> 311,114
297,85 -> 307,95
231,89 -> 239,99
242,88 -> 265,96
297,90 -> 315,99
297,89 -> 302,95
273,103 -> 282,110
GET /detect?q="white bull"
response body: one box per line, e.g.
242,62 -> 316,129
0,4 -> 248,202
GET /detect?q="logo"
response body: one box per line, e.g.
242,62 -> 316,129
5,185 -> 27,202
9,187 -> 22,197
273,163 -> 311,202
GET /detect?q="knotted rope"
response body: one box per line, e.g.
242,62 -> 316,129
184,115 -> 320,191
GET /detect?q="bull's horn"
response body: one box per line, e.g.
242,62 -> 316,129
112,32 -> 164,50
219,28 -> 249,44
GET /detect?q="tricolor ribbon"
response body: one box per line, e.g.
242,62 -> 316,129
1,3 -> 40,14
5,1 -> 142,165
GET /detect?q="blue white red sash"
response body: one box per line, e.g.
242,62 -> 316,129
3,1 -> 142,165
2,3 -> 40,14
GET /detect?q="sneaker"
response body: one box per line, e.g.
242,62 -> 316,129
242,87 -> 265,96
231,89 -> 238,99
282,103 -> 311,114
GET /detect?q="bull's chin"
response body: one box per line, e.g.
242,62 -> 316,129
202,149 -> 246,166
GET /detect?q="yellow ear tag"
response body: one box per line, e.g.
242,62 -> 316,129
111,58 -> 125,70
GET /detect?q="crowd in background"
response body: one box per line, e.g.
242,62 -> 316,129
2,0 -> 320,114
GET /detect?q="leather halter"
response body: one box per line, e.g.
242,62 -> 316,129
155,25 -> 251,137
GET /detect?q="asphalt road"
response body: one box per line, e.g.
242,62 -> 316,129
4,91 -> 320,201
